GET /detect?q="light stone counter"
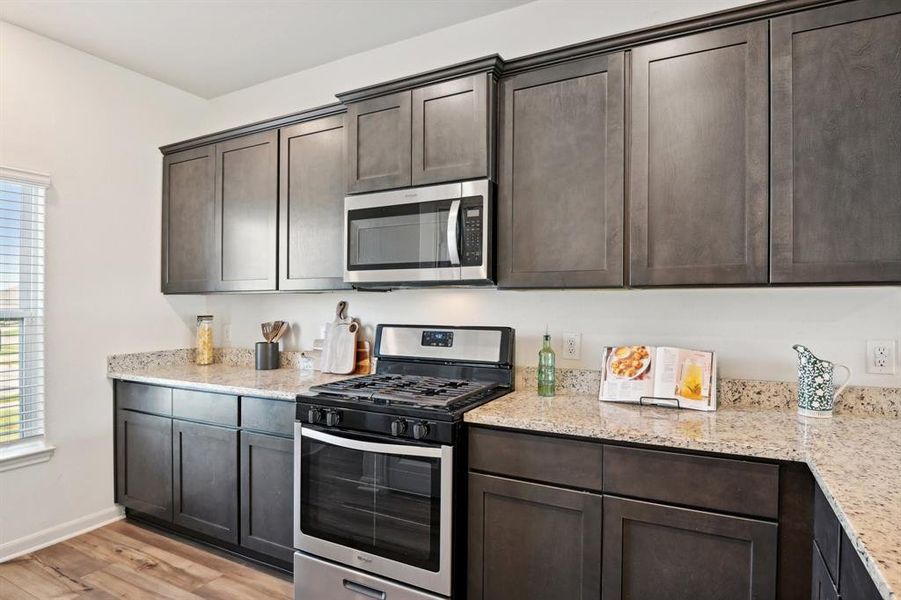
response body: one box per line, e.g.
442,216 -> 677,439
465,391 -> 901,599
107,349 -> 354,400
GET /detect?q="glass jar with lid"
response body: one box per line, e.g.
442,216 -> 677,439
196,315 -> 214,365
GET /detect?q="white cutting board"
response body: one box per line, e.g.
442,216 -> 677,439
321,301 -> 360,375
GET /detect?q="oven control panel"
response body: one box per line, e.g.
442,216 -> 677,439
298,401 -> 455,444
422,330 -> 453,347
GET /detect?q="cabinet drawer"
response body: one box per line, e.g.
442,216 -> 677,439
172,388 -> 238,427
116,381 -> 172,415
241,397 -> 294,437
468,427 -> 602,492
603,445 -> 779,519
814,484 -> 841,584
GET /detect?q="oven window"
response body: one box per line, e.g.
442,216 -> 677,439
347,199 -> 453,271
300,434 -> 442,571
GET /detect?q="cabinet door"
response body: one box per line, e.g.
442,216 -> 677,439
240,432 -> 294,563
839,532 -> 882,600
771,0 -> 901,283
116,410 -> 172,521
468,473 -> 602,600
602,496 -> 778,600
172,420 -> 238,543
161,145 -> 216,293
214,130 -> 278,291
412,74 -> 490,186
812,544 -> 840,600
497,53 -> 625,288
279,115 -> 350,291
346,91 -> 412,193
630,22 -> 769,286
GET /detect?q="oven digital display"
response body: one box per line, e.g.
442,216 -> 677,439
422,330 -> 454,347
466,208 -> 480,217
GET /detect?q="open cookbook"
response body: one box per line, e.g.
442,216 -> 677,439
599,345 -> 717,411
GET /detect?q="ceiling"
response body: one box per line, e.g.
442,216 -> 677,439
0,0 -> 530,99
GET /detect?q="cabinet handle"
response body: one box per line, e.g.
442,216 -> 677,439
342,579 -> 386,599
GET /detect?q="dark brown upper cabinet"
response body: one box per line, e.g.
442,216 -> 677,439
629,22 -> 769,286
497,52 -> 625,288
770,0 -> 901,284
161,145 -> 216,293
412,74 -> 493,186
345,91 -> 412,194
340,60 -> 499,194
214,130 -> 278,291
279,114 -> 350,291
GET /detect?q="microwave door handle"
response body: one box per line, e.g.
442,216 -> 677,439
446,199 -> 461,266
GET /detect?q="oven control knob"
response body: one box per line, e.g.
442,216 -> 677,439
307,408 -> 323,424
412,421 -> 430,440
390,419 -> 407,437
325,410 -> 342,427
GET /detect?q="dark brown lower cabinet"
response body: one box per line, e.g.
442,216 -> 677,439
602,496 -> 778,600
812,545 -> 840,600
839,532 -> 882,600
468,472 -> 602,600
239,431 -> 294,562
115,410 -> 173,521
173,420 -> 239,544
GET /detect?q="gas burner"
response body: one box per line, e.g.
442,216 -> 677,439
309,374 -> 496,408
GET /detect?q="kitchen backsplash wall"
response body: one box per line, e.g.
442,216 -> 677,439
206,287 -> 901,388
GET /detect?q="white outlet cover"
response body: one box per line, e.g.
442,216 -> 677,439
563,332 -> 581,360
866,340 -> 897,375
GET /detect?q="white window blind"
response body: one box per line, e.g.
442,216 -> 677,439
0,167 -> 48,446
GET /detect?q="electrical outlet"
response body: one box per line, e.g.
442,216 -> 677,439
222,324 -> 232,347
866,340 -> 896,375
563,332 -> 581,360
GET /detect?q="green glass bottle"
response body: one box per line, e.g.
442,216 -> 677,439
537,329 -> 556,397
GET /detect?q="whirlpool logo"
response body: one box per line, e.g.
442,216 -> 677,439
356,554 -> 373,564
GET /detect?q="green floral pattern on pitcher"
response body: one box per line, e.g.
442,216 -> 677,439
793,344 -> 852,417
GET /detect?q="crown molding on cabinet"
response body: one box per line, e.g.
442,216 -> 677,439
159,101 -> 346,155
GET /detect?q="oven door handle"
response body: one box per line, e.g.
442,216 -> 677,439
301,426 -> 445,458
446,199 -> 461,267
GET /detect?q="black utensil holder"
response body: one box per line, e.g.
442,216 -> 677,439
255,342 -> 280,370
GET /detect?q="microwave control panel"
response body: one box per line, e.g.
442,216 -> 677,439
460,199 -> 484,266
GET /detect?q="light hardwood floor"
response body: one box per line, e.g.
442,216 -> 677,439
0,520 -> 292,599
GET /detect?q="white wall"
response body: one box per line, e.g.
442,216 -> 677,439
0,22 -> 207,553
203,0 -> 901,388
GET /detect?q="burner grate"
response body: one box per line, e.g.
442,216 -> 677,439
310,374 -> 496,408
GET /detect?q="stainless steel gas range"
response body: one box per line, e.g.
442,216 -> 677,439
293,324 -> 515,600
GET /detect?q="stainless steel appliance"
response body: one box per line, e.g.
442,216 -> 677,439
294,324 -> 514,599
343,180 -> 493,286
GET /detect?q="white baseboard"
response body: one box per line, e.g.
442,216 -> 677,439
0,505 -> 125,562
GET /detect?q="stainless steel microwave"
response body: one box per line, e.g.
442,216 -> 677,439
343,179 -> 493,286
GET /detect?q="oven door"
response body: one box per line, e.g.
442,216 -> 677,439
294,424 -> 453,596
344,180 -> 490,284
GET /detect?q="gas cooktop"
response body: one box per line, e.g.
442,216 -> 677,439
309,373 -> 496,407
299,325 -> 515,442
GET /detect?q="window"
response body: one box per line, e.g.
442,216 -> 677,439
0,167 -> 48,450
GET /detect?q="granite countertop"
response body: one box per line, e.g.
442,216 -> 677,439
465,391 -> 901,600
108,361 -> 354,400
